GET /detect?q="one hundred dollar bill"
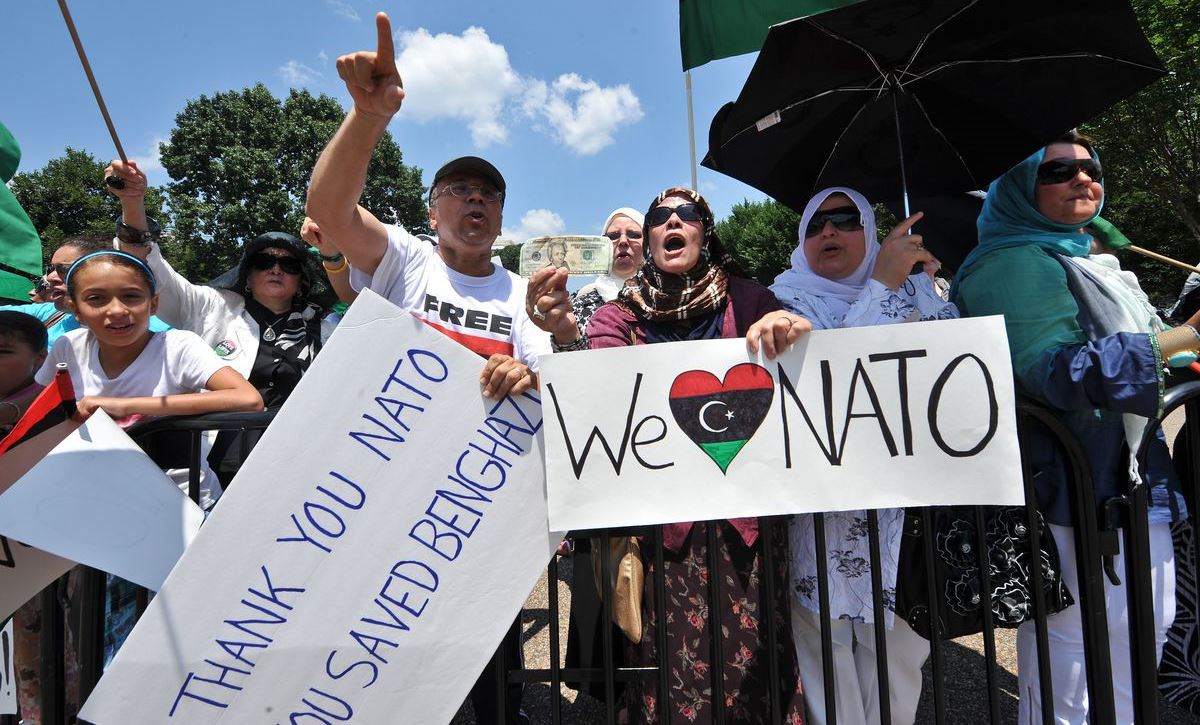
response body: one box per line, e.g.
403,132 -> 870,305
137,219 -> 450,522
518,235 -> 613,277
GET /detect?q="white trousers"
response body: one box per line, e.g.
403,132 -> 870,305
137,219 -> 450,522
1017,522 -> 1175,724
791,601 -> 929,725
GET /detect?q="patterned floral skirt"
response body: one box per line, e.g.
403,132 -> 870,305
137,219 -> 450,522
623,519 -> 805,724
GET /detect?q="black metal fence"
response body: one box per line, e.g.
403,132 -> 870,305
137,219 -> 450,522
5,384 -> 1199,724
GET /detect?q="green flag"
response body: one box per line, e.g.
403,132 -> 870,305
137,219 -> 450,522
0,122 -> 43,303
679,0 -> 862,70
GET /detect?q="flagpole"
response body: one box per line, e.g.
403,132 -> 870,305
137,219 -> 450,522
57,0 -> 127,164
685,70 -> 699,191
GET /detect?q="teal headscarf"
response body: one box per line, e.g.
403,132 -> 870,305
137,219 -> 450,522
956,145 -> 1103,286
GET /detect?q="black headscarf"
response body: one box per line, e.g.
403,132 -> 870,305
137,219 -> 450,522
208,232 -> 337,406
208,232 -> 338,311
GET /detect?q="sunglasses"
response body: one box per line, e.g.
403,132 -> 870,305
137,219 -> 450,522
1036,158 -> 1103,185
646,203 -> 704,228
804,207 -> 863,238
248,252 -> 302,275
46,262 -> 71,278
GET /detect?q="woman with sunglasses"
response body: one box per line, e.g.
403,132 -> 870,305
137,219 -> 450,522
758,186 -> 953,725
544,187 -> 807,724
105,160 -> 339,410
954,131 -> 1196,723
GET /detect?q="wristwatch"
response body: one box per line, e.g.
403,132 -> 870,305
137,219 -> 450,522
116,216 -> 162,246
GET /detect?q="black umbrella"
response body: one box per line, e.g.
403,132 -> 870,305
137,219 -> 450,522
703,0 -> 1164,215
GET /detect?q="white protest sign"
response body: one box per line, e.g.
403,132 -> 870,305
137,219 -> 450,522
2,618 -> 15,715
0,410 -> 203,592
0,535 -> 74,622
541,315 -> 1022,530
82,290 -> 558,725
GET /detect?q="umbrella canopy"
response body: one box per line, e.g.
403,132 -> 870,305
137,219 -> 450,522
703,0 -> 1164,212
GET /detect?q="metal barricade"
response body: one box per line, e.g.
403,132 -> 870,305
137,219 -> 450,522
9,391 -> 1200,724
11,411 -> 275,725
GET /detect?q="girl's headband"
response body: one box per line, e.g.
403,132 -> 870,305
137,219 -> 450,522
65,251 -> 157,294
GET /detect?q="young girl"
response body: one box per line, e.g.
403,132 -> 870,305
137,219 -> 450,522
34,250 -> 263,667
35,250 -> 263,509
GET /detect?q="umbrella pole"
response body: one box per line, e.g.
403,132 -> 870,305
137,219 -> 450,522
891,88 -> 911,218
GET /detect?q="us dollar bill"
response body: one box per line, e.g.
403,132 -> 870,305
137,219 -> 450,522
518,235 -> 613,277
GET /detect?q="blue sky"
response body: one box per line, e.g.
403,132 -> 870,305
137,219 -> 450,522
3,0 -> 771,243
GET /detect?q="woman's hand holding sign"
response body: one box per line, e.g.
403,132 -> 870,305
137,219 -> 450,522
336,12 -> 405,120
746,310 -> 813,360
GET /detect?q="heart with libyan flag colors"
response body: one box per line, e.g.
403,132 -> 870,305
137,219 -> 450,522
668,363 -> 775,474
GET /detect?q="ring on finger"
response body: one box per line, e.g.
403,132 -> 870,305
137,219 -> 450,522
530,303 -> 547,321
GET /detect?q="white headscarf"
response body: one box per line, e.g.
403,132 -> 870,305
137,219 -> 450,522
772,187 -> 879,311
579,207 -> 645,302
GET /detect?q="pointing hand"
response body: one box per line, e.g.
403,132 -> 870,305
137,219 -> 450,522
336,12 -> 405,119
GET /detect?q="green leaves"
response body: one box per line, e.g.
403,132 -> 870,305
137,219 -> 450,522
497,243 -> 522,274
12,84 -> 427,283
716,198 -> 802,285
158,83 -> 428,281
1081,0 -> 1200,306
9,147 -> 166,265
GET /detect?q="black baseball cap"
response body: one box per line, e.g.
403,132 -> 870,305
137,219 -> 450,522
431,156 -> 506,199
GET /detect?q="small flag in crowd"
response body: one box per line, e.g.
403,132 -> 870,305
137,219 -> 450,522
678,0 -> 863,70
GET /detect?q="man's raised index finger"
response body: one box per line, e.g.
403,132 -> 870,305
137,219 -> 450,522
375,12 -> 396,71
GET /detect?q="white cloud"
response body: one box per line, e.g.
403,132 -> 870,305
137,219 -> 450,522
503,209 -> 566,242
326,0 -> 359,21
533,74 -> 643,155
397,27 -> 522,146
396,27 -> 642,153
130,136 -> 166,174
318,50 -> 329,64
278,60 -> 322,86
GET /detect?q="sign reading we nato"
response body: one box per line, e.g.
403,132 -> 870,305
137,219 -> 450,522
81,291 -> 559,725
539,316 -> 1023,531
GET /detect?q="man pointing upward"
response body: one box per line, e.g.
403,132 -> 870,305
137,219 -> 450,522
305,12 -> 543,724
307,12 -> 549,401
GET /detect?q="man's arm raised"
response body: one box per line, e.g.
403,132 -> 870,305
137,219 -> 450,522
306,12 -> 406,277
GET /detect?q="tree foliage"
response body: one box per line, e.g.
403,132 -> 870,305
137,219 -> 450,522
716,198 -> 801,285
159,83 -> 428,281
1082,0 -> 1200,304
9,147 -> 167,264
497,243 -> 522,274
716,199 -> 900,287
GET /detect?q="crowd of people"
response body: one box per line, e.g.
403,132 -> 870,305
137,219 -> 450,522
3,11 -> 1198,725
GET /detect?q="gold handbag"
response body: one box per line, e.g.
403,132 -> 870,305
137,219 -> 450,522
591,536 -> 644,644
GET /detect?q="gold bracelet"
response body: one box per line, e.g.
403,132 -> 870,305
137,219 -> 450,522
322,258 -> 348,273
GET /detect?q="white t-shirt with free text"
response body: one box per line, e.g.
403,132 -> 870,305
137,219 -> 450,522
349,226 -> 551,369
